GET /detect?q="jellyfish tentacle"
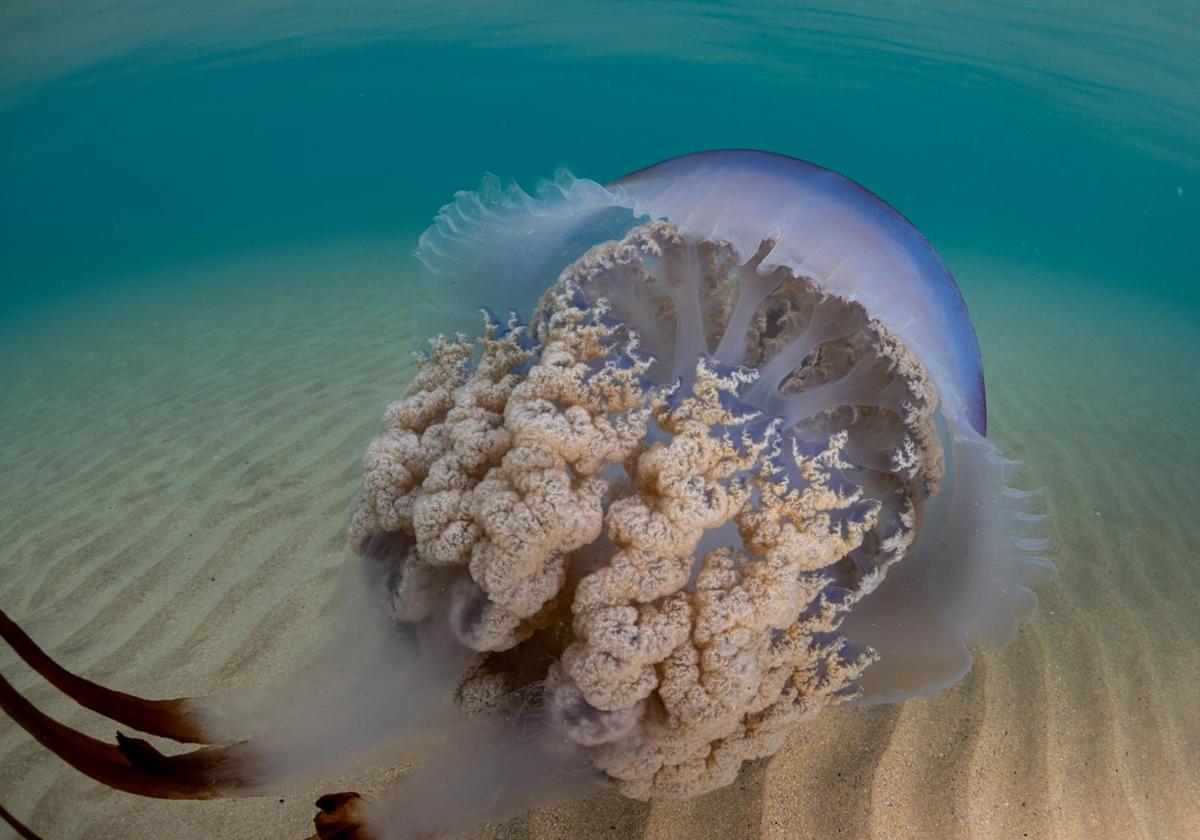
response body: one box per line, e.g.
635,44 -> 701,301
310,793 -> 375,840
748,295 -> 866,402
661,237 -> 708,378
711,239 -> 782,365
0,803 -> 46,840
0,609 -> 208,743
0,673 -> 259,798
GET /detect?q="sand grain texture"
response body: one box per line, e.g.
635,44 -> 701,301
1,244 -> 1197,840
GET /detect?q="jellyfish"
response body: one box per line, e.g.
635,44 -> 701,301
0,150 -> 1055,839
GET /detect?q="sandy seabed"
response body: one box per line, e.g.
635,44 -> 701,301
1,239 -> 1197,840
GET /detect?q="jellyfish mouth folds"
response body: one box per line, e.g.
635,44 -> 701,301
352,220 -> 945,801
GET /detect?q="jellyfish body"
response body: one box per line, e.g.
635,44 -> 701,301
0,150 -> 1055,839
415,149 -> 1055,706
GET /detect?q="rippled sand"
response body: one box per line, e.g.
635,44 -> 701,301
1,242 -> 1197,839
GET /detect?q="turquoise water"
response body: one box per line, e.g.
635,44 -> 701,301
1,2 -> 1196,312
1,3 -> 1199,839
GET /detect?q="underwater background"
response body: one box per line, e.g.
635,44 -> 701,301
1,2 -> 1197,838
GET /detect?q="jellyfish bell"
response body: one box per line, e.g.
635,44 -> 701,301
0,150 -> 1054,839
